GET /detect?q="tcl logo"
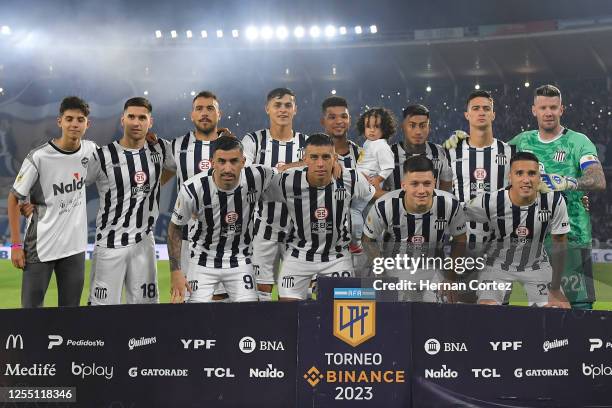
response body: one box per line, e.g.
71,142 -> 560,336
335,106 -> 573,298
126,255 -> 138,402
472,368 -> 501,378
490,341 -> 522,351
203,368 -> 235,378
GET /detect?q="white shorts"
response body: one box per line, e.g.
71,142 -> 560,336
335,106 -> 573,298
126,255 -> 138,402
252,235 -> 285,286
278,256 -> 354,300
478,265 -> 552,306
182,240 -> 226,296
89,234 -> 158,305
187,261 -> 257,303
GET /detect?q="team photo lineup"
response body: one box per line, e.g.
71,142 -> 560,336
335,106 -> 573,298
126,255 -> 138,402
7,83 -> 606,309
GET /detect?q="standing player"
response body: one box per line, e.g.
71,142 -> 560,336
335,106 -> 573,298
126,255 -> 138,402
242,88 -> 307,301
388,104 -> 453,192
86,97 -> 175,305
320,96 -> 360,169
8,96 -> 96,308
168,137 -> 276,303
509,85 -> 606,310
264,134 -> 384,301
465,152 -> 570,307
363,156 -> 467,302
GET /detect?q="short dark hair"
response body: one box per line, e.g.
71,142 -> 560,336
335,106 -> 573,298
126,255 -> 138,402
510,151 -> 539,168
322,96 -> 349,112
124,97 -> 152,113
266,87 -> 295,103
402,104 -> 429,119
304,133 -> 334,148
403,155 -> 434,175
356,107 -> 397,140
192,90 -> 218,105
534,84 -> 562,101
466,90 -> 493,108
214,135 -> 243,155
59,96 -> 90,117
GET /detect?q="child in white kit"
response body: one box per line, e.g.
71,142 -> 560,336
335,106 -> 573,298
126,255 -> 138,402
351,107 -> 397,251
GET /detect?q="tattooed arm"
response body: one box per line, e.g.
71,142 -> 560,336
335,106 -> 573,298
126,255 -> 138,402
168,221 -> 191,303
577,163 -> 606,192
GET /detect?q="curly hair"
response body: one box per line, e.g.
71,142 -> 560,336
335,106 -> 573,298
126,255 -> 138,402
356,107 -> 397,140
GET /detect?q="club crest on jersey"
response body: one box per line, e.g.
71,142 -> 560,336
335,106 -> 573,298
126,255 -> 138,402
537,209 -> 551,222
134,171 -> 148,184
314,207 -> 329,220
334,187 -> 347,200
495,154 -> 508,165
434,218 -> 447,230
431,157 -> 441,169
246,189 -> 258,203
515,226 -> 529,237
150,151 -> 163,163
198,159 -> 211,171
473,168 -> 487,181
81,157 -> 89,168
553,150 -> 566,162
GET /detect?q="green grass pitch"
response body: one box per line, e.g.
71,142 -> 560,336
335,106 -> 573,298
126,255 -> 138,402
0,260 -> 611,310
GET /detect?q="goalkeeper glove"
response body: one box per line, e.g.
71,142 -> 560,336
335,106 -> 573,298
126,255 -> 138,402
538,174 -> 578,193
442,130 -> 469,149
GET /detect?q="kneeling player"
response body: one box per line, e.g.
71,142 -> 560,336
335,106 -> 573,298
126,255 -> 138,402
465,152 -> 570,307
263,134 -> 384,301
168,137 -> 276,303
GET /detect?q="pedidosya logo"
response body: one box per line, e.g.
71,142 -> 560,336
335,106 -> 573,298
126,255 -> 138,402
333,288 -> 376,347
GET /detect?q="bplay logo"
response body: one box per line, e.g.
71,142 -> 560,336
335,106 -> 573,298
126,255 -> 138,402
582,363 -> 612,379
71,362 -> 113,380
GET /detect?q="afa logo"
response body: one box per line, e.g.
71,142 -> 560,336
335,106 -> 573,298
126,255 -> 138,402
333,288 -> 376,347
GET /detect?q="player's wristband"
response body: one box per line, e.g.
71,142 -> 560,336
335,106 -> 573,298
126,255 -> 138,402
11,243 -> 23,249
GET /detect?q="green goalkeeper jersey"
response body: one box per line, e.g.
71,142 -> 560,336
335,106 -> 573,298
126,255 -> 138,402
508,128 -> 600,246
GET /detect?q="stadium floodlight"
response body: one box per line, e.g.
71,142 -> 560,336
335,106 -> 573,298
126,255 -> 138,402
474,83 -> 481,90
261,26 -> 273,40
216,30 -> 223,38
339,26 -> 347,35
285,68 -> 290,75
524,81 -> 530,88
170,30 -> 178,39
190,90 -> 196,96
294,26 -> 305,38
246,26 -> 258,40
331,89 -> 337,95
1,26 -> 11,35
354,25 -> 363,34
426,85 -> 432,92
155,30 -> 162,39
0,87 -> 3,93
324,25 -> 336,38
201,30 -> 208,38
369,25 -> 378,34
276,26 -> 288,40
143,90 -> 149,96
309,25 -> 321,38
186,30 -> 193,38
232,29 -> 239,38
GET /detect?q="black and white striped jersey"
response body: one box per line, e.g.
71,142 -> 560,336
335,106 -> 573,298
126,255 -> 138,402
242,129 -> 307,242
171,165 -> 276,268
337,139 -> 361,169
445,138 -> 515,243
464,188 -> 570,272
264,167 -> 375,262
87,140 -> 176,248
387,142 -> 452,191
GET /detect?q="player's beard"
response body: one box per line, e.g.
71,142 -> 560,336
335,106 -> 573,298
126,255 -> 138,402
195,121 -> 217,136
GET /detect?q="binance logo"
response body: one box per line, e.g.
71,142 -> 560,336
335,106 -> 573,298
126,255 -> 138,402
304,366 -> 323,387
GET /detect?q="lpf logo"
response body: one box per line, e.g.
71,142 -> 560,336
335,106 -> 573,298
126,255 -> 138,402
134,171 -> 148,184
198,160 -> 211,171
314,207 -> 329,220
225,212 -> 239,224
333,288 -> 376,347
473,168 -> 487,181
515,226 -> 530,237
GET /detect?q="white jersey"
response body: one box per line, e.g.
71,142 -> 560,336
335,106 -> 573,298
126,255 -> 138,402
87,140 -> 176,248
445,138 -> 515,244
388,142 -> 452,191
242,129 -> 307,242
171,165 -> 276,268
264,167 -> 375,262
11,140 -> 97,262
356,139 -> 394,180
337,139 -> 361,169
465,188 -> 570,272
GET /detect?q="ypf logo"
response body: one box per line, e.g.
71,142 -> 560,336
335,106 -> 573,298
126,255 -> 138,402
314,207 -> 329,220
134,171 -> 147,184
225,212 -> 239,224
473,168 -> 487,181
198,159 -> 211,171
516,226 -> 529,237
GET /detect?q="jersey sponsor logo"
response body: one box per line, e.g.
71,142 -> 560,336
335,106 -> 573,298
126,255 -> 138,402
553,150 -> 567,162
515,226 -> 529,237
198,159 -> 211,171
225,212 -> 239,224
410,235 -> 425,244
495,154 -> 508,166
222,212 -> 241,235
315,207 -> 329,220
537,209 -> 551,222
434,218 -> 448,230
150,151 -> 163,163
81,157 -> 89,167
134,171 -> 148,184
52,175 -> 85,196
473,168 -> 487,181
334,187 -> 347,200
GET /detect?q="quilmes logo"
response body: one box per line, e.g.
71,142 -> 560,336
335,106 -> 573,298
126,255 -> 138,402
128,336 -> 157,350
5,334 -> 23,350
333,288 -> 376,347
53,174 -> 84,196
543,338 -> 568,352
